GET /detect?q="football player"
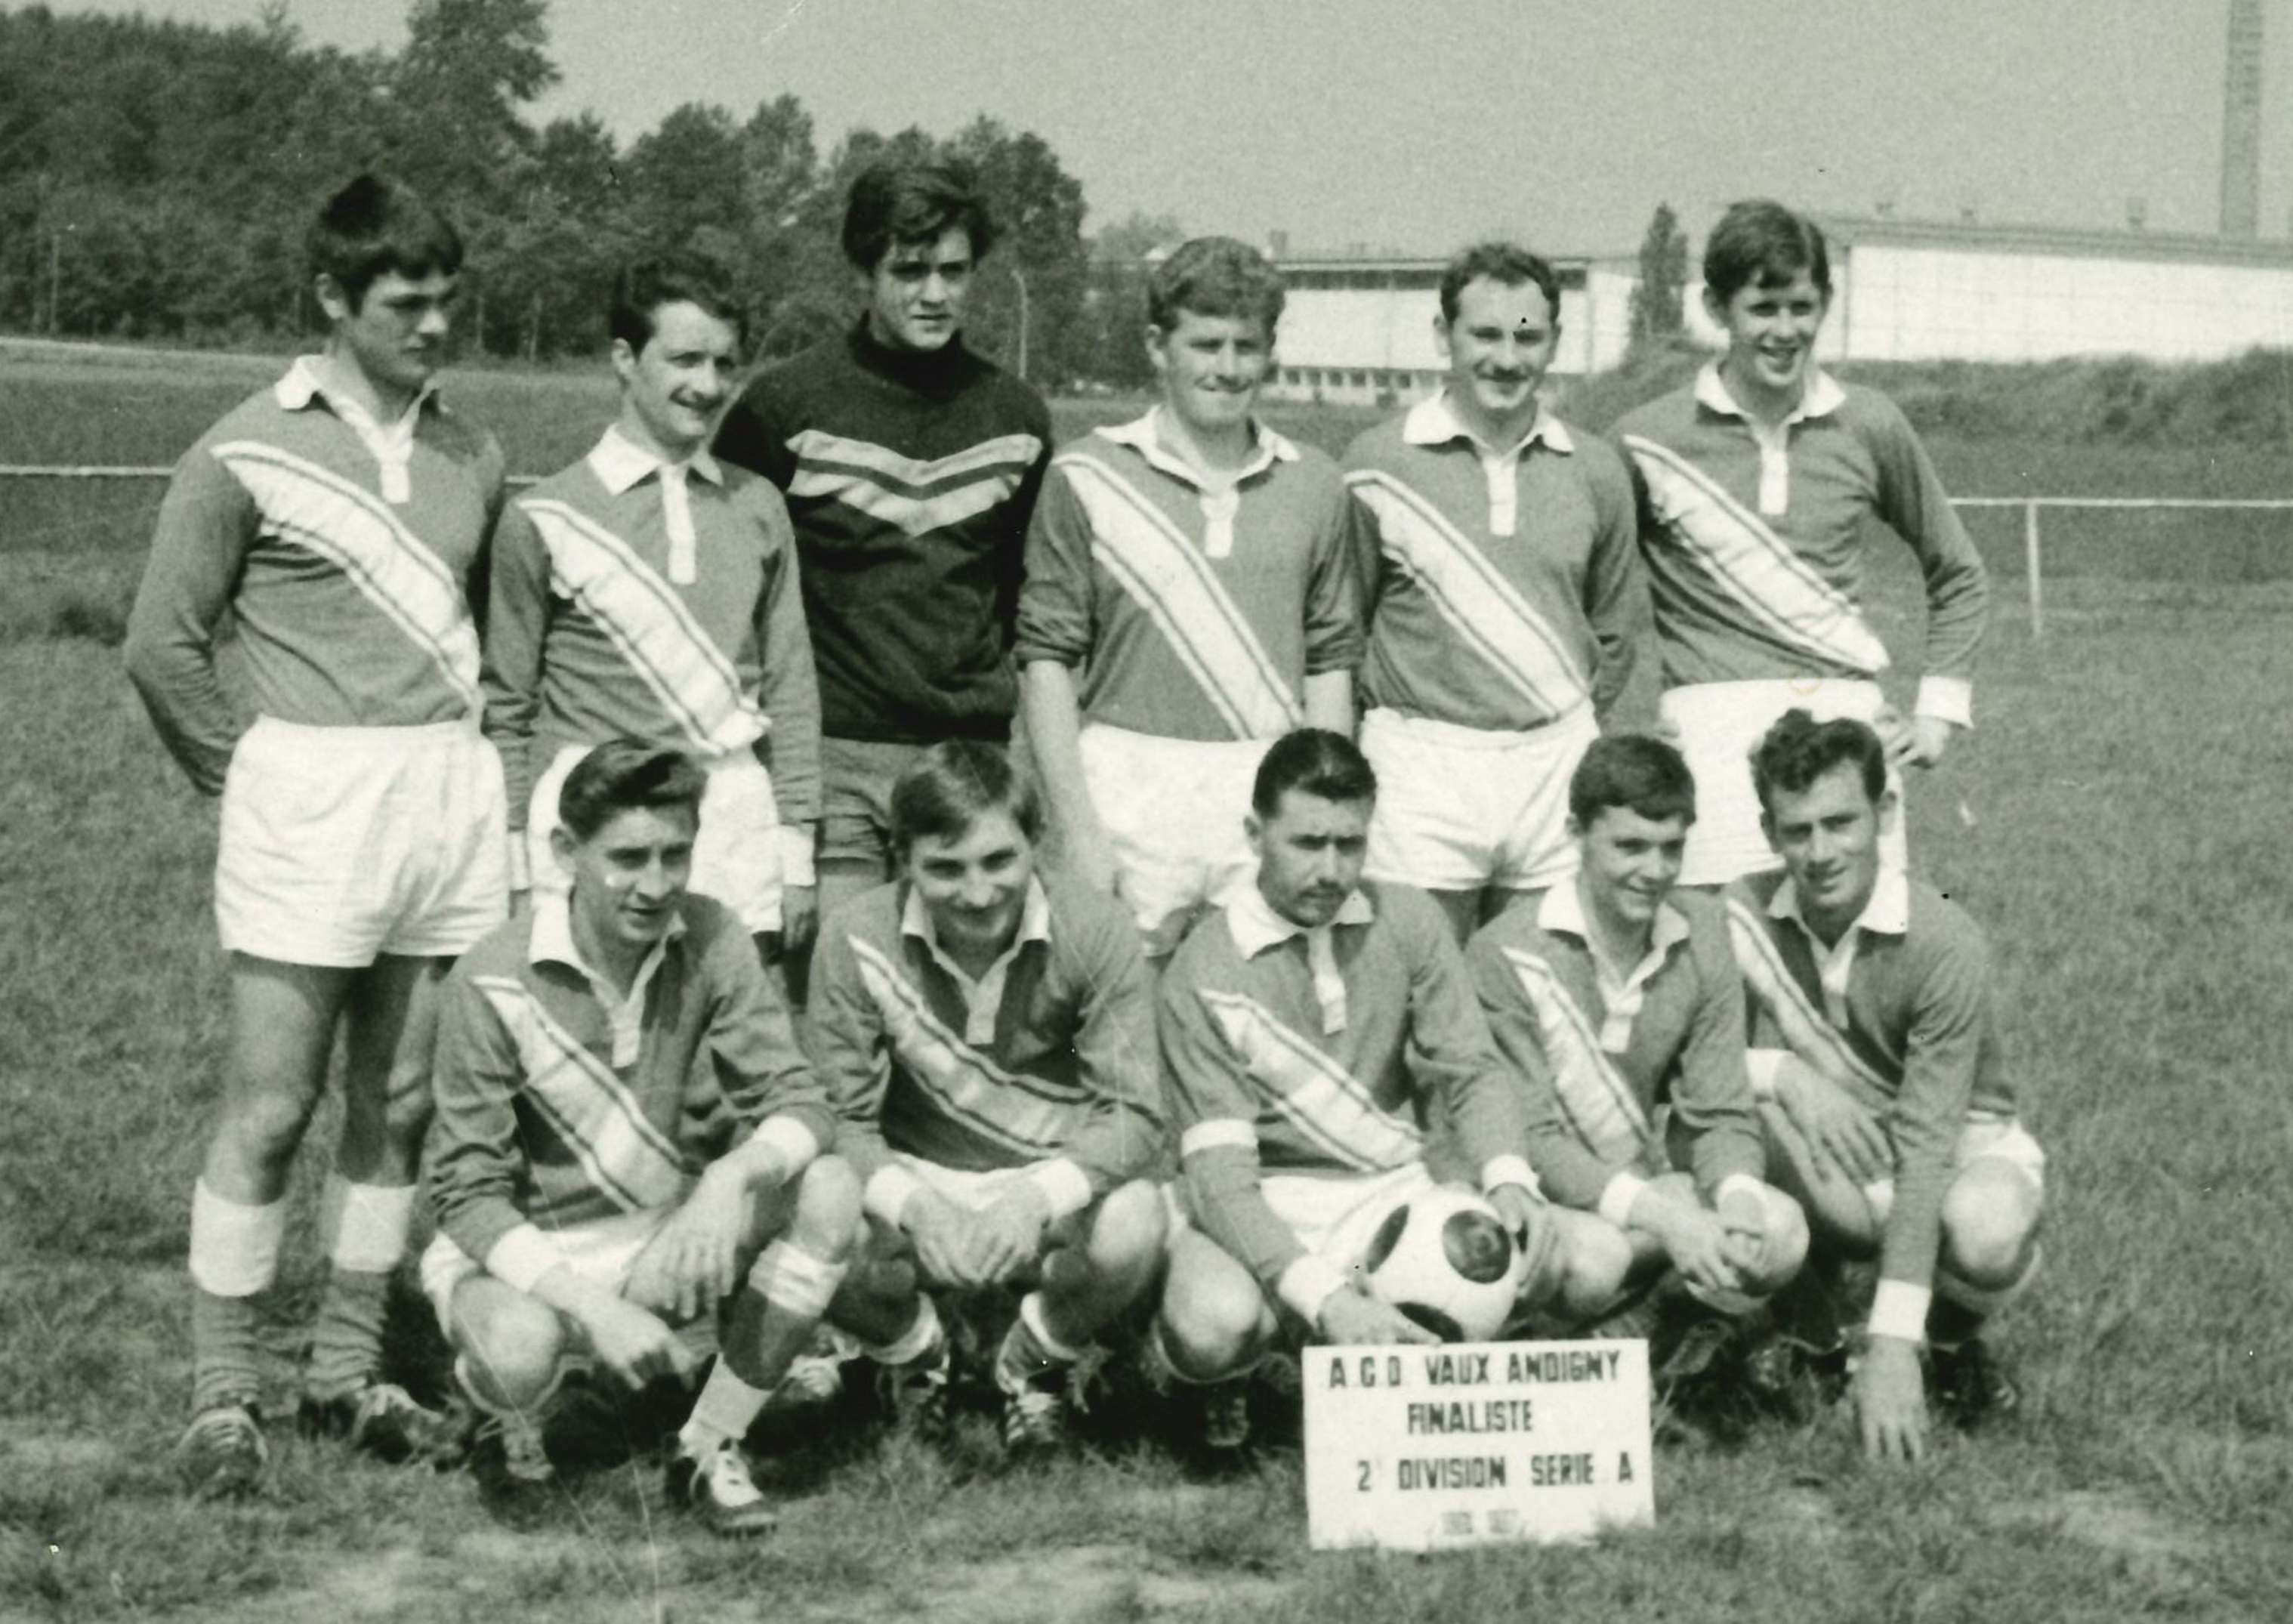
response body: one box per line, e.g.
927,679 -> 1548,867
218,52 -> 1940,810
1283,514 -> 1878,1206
807,740 -> 1165,1453
483,255 -> 819,973
421,742 -> 859,1533
1347,242 -> 1653,943
1467,735 -> 1805,1338
1729,712 -> 2045,1462
715,159 -> 1051,950
1153,730 -> 1558,1449
1613,200 -> 1987,888
1018,238 -> 1362,961
125,174 -> 508,1493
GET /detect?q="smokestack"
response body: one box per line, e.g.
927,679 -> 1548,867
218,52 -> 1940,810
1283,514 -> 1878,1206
1268,229 -> 1291,261
2127,196 -> 2148,231
2222,0 -> 2263,237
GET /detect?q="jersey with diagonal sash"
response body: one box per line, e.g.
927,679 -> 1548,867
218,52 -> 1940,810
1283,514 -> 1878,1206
1015,412 -> 1363,742
1614,366 -> 1986,720
1159,881 -> 1530,1306
126,358 -> 506,795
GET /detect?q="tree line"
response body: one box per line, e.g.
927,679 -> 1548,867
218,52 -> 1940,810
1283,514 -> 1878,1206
0,1 -> 1188,385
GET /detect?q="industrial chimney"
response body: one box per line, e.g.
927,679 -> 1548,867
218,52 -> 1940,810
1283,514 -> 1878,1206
2221,0 -> 2263,237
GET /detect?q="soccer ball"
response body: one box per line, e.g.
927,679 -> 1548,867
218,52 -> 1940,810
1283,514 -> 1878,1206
1359,1188 -> 1523,1342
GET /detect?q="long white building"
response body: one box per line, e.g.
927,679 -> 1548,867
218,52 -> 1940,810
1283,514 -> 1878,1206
1262,218 -> 2293,408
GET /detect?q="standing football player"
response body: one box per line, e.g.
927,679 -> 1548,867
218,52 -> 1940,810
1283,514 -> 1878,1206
1729,712 -> 2044,1462
483,255 -> 818,970
1467,735 -> 1805,1335
1347,242 -> 1653,943
1153,730 -> 1557,1450
1019,238 -> 1362,960
125,174 -> 508,1493
807,740 -> 1166,1453
714,159 -> 1051,946
423,743 -> 858,1533
1613,200 -> 1988,888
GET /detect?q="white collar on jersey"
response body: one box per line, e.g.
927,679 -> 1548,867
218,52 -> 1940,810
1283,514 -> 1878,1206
1768,863 -> 1910,940
1098,406 -> 1298,492
587,423 -> 724,494
1404,390 -> 1574,457
1536,877 -> 1690,971
1694,361 -> 1846,426
274,354 -> 437,428
1226,881 -> 1376,959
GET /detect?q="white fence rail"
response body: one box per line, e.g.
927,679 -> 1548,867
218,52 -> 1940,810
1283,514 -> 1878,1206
5,468 -> 2291,641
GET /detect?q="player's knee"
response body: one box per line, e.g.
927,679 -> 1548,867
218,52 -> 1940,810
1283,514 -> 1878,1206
1940,1174 -> 2040,1291
1086,1180 -> 1167,1279
381,1082 -> 434,1147
223,1085 -> 323,1166
789,1156 -> 863,1259
1745,1188 -> 1811,1297
1159,1257 -> 1270,1380
456,1290 -> 569,1407
1552,1216 -> 1635,1319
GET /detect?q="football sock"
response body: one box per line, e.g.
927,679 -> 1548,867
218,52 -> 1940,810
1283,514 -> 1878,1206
188,1180 -> 285,1413
1018,1290 -> 1090,1366
677,1363 -> 771,1457
304,1179 -> 414,1402
863,1294 -> 944,1368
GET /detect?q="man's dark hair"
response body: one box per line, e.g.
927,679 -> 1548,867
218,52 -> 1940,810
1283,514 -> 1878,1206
1146,236 -> 1285,338
1251,728 -> 1377,819
308,173 -> 463,311
889,739 -> 1042,861
841,158 -> 998,273
1702,199 -> 1832,304
1438,241 -> 1561,326
608,254 -> 747,354
1569,734 -> 1697,829
1748,709 -> 1887,816
557,740 -> 708,841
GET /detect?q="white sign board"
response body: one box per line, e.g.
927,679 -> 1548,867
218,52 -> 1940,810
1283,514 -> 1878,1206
1302,1340 -> 1655,1551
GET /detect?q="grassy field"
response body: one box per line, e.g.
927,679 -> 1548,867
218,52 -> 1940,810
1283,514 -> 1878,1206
4,344 -> 2293,1619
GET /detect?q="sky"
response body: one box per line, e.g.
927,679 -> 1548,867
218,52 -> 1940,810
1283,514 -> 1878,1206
45,0 -> 2293,255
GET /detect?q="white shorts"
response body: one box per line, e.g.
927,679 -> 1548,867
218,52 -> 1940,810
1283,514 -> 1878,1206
1661,679 -> 1909,888
418,1207 -> 674,1335
1361,705 -> 1598,894
1079,724 -> 1266,956
529,743 -> 784,933
217,716 -> 508,966
1168,1161 -> 1440,1282
1863,1115 -> 2047,1225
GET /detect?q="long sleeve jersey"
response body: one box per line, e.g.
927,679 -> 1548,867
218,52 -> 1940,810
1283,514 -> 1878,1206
480,428 -> 820,834
1160,880 -> 1534,1311
1468,883 -> 1765,1221
1015,410 -> 1363,742
1726,866 -> 2016,1303
427,891 -> 835,1292
125,357 -> 505,794
806,875 -> 1165,1227
1613,366 -> 1987,726
713,323 -> 1050,745
1345,394 -> 1654,733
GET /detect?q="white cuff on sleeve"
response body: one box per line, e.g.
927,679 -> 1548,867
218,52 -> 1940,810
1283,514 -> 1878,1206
1868,1278 -> 1933,1345
750,1115 -> 820,1182
486,1224 -> 569,1296
1914,675 -> 1974,730
1597,1171 -> 1651,1231
1029,1158 -> 1094,1221
1480,1156 -> 1542,1201
1180,1119 -> 1257,1159
507,837 -> 532,894
1277,1255 -> 1350,1326
1714,1173 -> 1767,1212
865,1162 -> 927,1230
776,825 -> 816,889
1745,1048 -> 1791,1101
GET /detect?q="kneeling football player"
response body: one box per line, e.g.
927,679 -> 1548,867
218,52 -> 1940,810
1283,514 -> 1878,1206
1467,735 -> 1807,1354
1728,712 -> 2045,1463
1153,729 -> 1560,1450
422,742 -> 859,1533
807,740 -> 1168,1453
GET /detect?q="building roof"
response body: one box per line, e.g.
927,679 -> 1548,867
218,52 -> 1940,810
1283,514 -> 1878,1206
1821,215 -> 2293,269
